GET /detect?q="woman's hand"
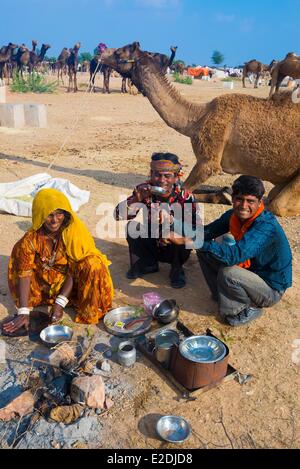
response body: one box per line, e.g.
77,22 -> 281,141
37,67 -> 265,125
50,304 -> 64,323
1,314 -> 30,334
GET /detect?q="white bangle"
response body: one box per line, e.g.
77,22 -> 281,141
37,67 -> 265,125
17,307 -> 30,316
55,295 -> 69,308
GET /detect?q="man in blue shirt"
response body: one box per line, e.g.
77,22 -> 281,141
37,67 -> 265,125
197,175 -> 292,326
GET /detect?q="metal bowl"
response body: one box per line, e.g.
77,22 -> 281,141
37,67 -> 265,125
179,335 -> 227,363
104,306 -> 152,337
40,325 -> 73,346
150,186 -> 168,196
152,299 -> 179,324
156,415 -> 191,443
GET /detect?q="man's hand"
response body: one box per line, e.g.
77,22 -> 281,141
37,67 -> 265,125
134,184 -> 152,202
158,209 -> 174,225
50,304 -> 64,323
1,315 -> 30,334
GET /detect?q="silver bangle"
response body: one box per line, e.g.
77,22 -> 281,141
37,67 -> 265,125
17,307 -> 30,316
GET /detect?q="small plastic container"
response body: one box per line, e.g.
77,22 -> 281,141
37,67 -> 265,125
143,292 -> 162,315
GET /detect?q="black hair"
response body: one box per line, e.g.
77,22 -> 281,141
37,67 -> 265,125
151,152 -> 180,164
61,210 -> 71,229
232,175 -> 265,200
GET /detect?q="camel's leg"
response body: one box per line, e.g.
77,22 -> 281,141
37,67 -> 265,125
103,69 -> 111,94
275,74 -> 285,93
254,73 -> 260,88
184,122 -> 231,191
268,171 -> 300,216
242,70 -> 247,88
67,71 -> 72,92
74,72 -> 78,92
269,69 -> 279,97
184,159 -> 218,191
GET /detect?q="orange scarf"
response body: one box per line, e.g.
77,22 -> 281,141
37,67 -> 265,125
229,201 -> 265,269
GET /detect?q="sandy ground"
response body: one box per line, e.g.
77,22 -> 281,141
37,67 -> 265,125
0,74 -> 299,449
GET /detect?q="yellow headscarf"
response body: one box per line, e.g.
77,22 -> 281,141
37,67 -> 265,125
31,188 -> 111,266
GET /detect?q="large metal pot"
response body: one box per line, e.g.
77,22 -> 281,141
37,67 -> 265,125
152,299 -> 179,324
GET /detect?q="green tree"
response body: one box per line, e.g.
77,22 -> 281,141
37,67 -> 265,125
211,50 -> 225,66
173,59 -> 185,67
79,52 -> 93,63
45,56 -> 57,63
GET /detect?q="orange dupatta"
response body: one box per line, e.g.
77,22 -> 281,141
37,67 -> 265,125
229,201 -> 265,269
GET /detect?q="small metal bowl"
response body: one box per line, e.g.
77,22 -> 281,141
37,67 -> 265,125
156,415 -> 191,443
152,299 -> 179,324
150,186 -> 168,196
40,325 -> 73,346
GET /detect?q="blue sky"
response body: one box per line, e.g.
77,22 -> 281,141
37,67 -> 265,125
1,0 -> 299,66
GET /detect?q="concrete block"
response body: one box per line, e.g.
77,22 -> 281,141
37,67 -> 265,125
0,86 -> 6,103
0,103 -> 25,128
24,103 -> 47,128
223,81 -> 234,90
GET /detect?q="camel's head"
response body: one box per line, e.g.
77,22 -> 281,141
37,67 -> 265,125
8,43 -> 18,51
101,42 -> 142,74
73,42 -> 81,51
41,44 -> 51,53
32,40 -> 38,47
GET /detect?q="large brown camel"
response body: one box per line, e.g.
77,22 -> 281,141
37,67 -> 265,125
269,52 -> 300,97
242,59 -> 274,88
67,42 -> 81,92
101,42 -> 300,217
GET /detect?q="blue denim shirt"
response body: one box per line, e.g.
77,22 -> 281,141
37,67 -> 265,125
197,209 -> 292,292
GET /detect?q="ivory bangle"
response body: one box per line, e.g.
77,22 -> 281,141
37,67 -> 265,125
17,307 -> 30,316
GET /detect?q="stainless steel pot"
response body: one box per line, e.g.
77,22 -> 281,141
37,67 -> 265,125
154,329 -> 180,368
117,340 -> 136,367
152,299 -> 179,324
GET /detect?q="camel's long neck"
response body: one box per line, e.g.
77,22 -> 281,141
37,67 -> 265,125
137,63 -> 205,137
38,49 -> 47,62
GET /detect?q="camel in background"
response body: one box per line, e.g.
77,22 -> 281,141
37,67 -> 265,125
101,42 -> 300,217
56,47 -> 71,84
0,43 -> 18,84
67,42 -> 81,92
269,52 -> 300,97
242,59 -> 274,88
28,43 -> 51,73
89,44 -> 177,94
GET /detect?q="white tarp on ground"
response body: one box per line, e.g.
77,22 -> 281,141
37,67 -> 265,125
0,173 -> 90,217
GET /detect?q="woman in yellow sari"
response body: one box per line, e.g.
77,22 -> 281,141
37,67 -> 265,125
2,189 -> 114,335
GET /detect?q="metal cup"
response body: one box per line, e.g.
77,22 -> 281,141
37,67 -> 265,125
154,329 -> 180,368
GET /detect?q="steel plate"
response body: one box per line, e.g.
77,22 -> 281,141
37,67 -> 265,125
104,306 -> 152,337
